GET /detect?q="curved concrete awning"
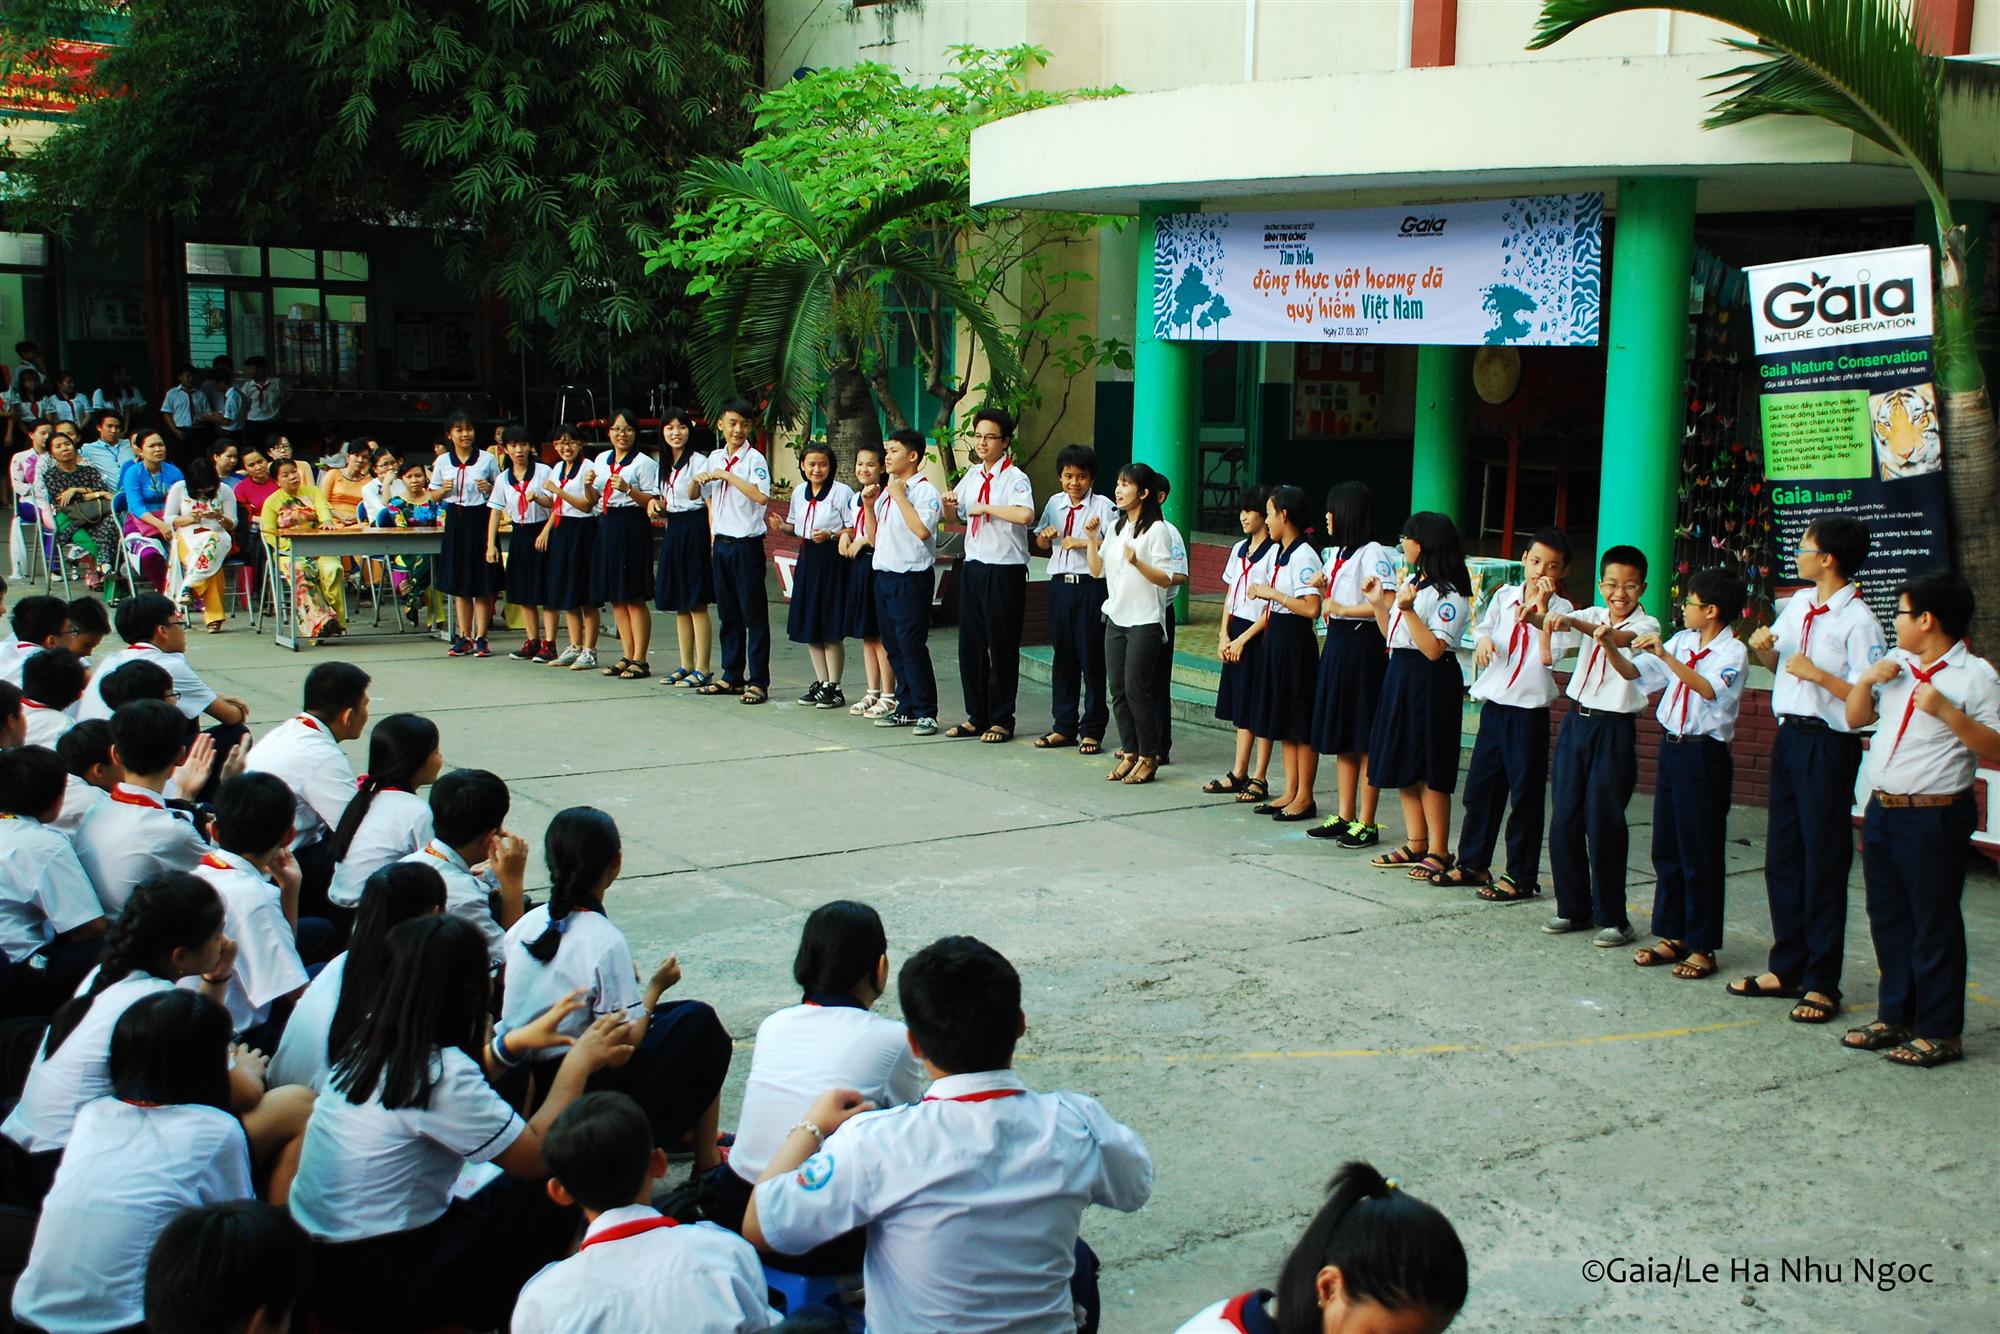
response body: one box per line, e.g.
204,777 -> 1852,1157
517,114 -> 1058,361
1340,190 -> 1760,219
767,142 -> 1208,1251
971,53 -> 2000,215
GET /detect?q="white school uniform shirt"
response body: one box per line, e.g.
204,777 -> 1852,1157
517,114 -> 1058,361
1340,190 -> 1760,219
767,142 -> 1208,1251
328,788 -> 432,908
77,640 -> 215,721
513,1204 -> 780,1334
428,449 -> 500,509
1259,538 -> 1322,620
708,445 -> 772,538
0,638 -> 36,686
401,841 -> 505,965
161,384 -> 205,429
541,458 -> 597,518
1038,492 -> 1118,578
356,476 -> 406,523
190,848 -> 308,1034
1100,520 -> 1186,629
870,475 -> 942,574
1385,581 -> 1470,652
268,952 -> 344,1092
1560,605 -> 1663,714
661,448 -> 709,512
242,376 -> 284,421
13,1099 -> 254,1334
786,479 -> 856,546
1219,537 -> 1276,622
289,1043 -> 524,1242
1634,626 -> 1750,742
588,448 -> 658,510
52,776 -> 101,837
1862,640 -> 2000,795
1768,582 -> 1887,728
244,713 -> 354,848
42,393 -> 90,427
496,907 -> 644,1054
21,700 -> 73,747
93,386 -> 147,415
953,457 -> 1035,565
0,815 -> 102,964
488,461 -> 555,526
1469,583 -> 1577,709
214,384 -> 246,431
3,391 -> 44,424
1321,540 -> 1397,623
73,784 -> 207,916
753,1069 -> 1154,1334
3,970 -> 176,1152
731,1002 -> 926,1183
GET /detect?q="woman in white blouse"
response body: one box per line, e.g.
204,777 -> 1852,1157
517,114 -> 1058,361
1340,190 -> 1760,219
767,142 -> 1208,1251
1087,462 -> 1189,786
164,456 -> 239,631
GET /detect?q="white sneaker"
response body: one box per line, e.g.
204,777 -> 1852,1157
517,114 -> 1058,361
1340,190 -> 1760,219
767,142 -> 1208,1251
912,716 -> 939,737
849,691 -> 878,716
865,694 -> 898,719
569,648 -> 599,671
550,644 -> 582,667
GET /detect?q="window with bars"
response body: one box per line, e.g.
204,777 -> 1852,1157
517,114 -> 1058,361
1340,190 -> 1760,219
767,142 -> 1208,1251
183,244 -> 370,389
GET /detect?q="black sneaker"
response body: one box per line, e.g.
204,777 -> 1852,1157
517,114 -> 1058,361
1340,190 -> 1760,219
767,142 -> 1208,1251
445,636 -> 470,657
533,641 -> 559,663
509,639 -> 539,661
473,636 -> 492,658
796,682 -> 825,707
1332,820 -> 1381,849
816,685 -> 846,710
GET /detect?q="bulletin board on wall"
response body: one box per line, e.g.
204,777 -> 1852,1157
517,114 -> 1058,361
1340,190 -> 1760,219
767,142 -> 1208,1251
1292,343 -> 1386,437
391,310 -> 479,385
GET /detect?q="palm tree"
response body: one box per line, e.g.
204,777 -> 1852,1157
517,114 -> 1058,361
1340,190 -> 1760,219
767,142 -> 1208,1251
670,158 -> 1025,467
1534,0 -> 2000,646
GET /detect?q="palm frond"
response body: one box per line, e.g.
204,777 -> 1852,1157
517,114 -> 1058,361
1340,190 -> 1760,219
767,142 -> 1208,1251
678,157 -> 830,258
735,262 -> 835,433
873,240 -> 1029,400
834,175 -> 969,255
688,271 -> 755,411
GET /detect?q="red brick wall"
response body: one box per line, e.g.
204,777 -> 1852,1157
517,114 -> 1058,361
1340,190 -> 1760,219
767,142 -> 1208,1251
1543,678 -> 1779,807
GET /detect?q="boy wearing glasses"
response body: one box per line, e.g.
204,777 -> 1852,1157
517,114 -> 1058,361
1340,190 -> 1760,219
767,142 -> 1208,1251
1539,545 -> 1660,947
1627,569 -> 1749,982
942,407 -> 1036,744
1731,517 -> 1884,1024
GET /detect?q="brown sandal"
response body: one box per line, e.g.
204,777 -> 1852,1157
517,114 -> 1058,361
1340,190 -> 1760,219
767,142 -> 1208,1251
1671,952 -> 1717,980
1106,754 -> 1137,782
1633,940 -> 1687,968
1078,738 -> 1102,755
1122,756 -> 1159,785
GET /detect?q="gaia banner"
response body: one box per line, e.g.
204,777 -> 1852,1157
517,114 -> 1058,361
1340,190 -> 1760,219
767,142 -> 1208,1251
1745,244 -> 1946,626
1149,194 -> 1602,346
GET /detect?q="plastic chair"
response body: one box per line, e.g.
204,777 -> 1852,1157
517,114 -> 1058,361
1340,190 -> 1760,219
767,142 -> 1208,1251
761,1264 -> 865,1332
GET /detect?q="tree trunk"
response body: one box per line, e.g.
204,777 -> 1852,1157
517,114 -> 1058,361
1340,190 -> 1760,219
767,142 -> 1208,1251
1935,224 -> 2000,655
824,359 -> 883,485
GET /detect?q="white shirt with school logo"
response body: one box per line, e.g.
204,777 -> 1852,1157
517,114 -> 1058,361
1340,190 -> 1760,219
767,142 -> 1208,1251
428,450 -> 501,509
1038,492 -> 1118,578
661,449 -> 709,513
73,784 -> 208,916
1385,581 -> 1470,652
0,815 -> 102,964
289,1043 -> 524,1243
1220,537 -> 1277,622
1560,606 -> 1663,714
77,641 -> 216,721
786,479 -> 856,548
512,1204 -> 780,1334
1260,539 -> 1322,619
1321,540 -> 1397,623
708,445 -> 772,539
1862,640 -> 2000,795
1768,582 -> 1886,728
730,1002 -> 927,1183
1635,626 -> 1750,742
870,476 -> 942,574
161,385 -> 205,429
953,459 -> 1035,566
753,1069 -> 1153,1334
488,461 -> 555,526
269,951 -> 345,1092
3,970 -> 176,1153
244,713 -> 355,848
588,449 -> 659,510
328,788 -> 433,909
496,907 -> 644,1055
1469,583 -> 1576,709
400,842 -> 504,965
190,849 -> 308,1035
13,1099 -> 254,1334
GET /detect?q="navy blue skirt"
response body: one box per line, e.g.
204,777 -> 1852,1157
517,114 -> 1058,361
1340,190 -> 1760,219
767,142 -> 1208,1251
1312,616 -> 1389,755
1366,648 -> 1466,793
1213,614 -> 1265,726
541,515 -> 597,611
1246,614 -> 1318,744
591,506 -> 653,604
501,518 -> 551,608
655,509 -> 715,611
787,536 -> 850,645
434,502 -> 500,598
845,548 -> 880,639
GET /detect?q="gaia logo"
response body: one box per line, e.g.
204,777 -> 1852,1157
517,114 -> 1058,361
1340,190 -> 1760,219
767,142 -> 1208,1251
1761,268 -> 1917,331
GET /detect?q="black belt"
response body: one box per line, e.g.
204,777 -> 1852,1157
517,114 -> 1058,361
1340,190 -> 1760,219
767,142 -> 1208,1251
1661,731 -> 1725,745
1571,704 -> 1636,719
1052,573 -> 1100,585
713,533 -> 762,545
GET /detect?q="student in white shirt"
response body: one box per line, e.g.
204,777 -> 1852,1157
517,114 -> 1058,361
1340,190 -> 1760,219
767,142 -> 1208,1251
863,427 -> 943,734
706,900 -> 925,1275
648,407 -> 717,687
1090,462 -> 1195,787
42,369 -> 89,430
326,713 -> 441,910
78,594 -> 251,758
771,440 -> 856,707
942,407 -> 1036,743
289,914 -> 631,1331
52,719 -> 113,837
744,936 -> 1153,1334
244,660 -> 369,915
587,409 -> 661,680
143,1200 -> 313,1334
3,594 -> 73,690
239,355 -> 286,436
1841,571 -> 2000,1069
696,398 -> 775,701
515,1091 -> 779,1334
1239,485 -> 1318,805
1207,485 -> 1278,803
4,366 -> 46,429
426,412 -> 502,657
487,426 -> 560,662
1032,444 -> 1120,755
1628,569 -> 1751,982
837,440 -> 896,717
73,701 -> 210,916
497,807 -> 729,1166
19,646 -> 84,749
399,768 -> 525,966
13,989 -> 256,1334
1172,1160 -> 1466,1334
1304,482 -> 1399,848
160,363 -> 207,458
0,680 -> 23,750
0,746 -> 106,1018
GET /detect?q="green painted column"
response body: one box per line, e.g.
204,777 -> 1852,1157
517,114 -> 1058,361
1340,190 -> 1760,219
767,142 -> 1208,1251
1410,345 -> 1472,526
1134,200 -> 1202,619
1597,176 -> 1696,620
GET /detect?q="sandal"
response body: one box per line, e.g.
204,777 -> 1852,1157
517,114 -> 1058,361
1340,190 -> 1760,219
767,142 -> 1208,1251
1106,754 -> 1137,782
1369,845 -> 1425,869
1202,772 -> 1248,795
1633,940 -> 1688,968
601,657 -> 632,677
697,679 -> 742,696
741,686 -> 768,705
1078,738 -> 1102,755
681,671 -> 712,689
1789,991 -> 1842,1023
943,722 -> 981,739
205,622 -> 224,634
1842,1021 -> 1912,1051
1234,778 -> 1270,804
1035,733 -> 1076,750
1672,953 -> 1718,980
617,662 -> 651,680
1476,874 -> 1540,902
662,667 -> 693,686
1429,865 -> 1492,890
979,727 -> 1012,744
1884,1038 -> 1963,1069
1122,755 -> 1159,785
1726,974 -> 1803,1000
1408,852 -> 1452,881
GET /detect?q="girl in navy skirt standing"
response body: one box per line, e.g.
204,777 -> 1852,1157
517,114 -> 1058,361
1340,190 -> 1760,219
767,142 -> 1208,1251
486,426 -> 557,662
839,440 -> 896,719
773,439 -> 856,708
1204,485 -> 1275,805
1307,481 -> 1398,849
1362,510 -> 1472,880
1244,485 -> 1324,822
534,424 -> 602,670
427,411 -> 502,657
650,407 -> 715,687
589,408 -> 659,680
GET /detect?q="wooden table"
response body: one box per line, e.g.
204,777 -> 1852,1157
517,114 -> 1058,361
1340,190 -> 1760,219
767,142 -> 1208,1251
269,526 -> 445,651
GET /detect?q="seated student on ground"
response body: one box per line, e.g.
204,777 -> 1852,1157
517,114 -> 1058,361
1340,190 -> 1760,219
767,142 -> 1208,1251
1173,1161 -> 1467,1334
0,595 -> 71,687
61,595 -> 107,671
12,991 -> 258,1334
73,701 -> 211,916
76,660 -> 231,814
269,862 -> 445,1093
77,595 -> 250,767
325,713 -> 441,912
0,746 -> 106,1018
744,935 -> 1155,1334
52,719 -> 113,835
708,900 -> 925,1273
19,648 -> 84,749
0,680 -> 24,749
145,1199 -> 314,1334
401,768 -> 524,966
513,1091 -> 780,1334
287,914 -> 632,1333
244,661 -> 370,917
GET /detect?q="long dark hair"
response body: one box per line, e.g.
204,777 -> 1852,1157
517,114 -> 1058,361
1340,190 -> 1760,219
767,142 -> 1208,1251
44,873 -> 225,1058
798,440 -> 836,501
1401,511 -> 1471,597
327,862 -> 449,1066
660,406 -> 697,469
1325,480 -> 1375,557
330,915 -> 491,1110
326,714 -> 440,864
793,900 -> 887,999
1275,1162 -> 1467,1334
109,990 -> 233,1114
1114,463 -> 1164,538
524,807 -> 620,964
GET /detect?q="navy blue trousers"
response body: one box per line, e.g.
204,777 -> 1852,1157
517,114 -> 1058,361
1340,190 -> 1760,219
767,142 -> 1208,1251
1047,576 -> 1108,740
712,534 -> 771,689
1763,721 -> 1864,994
874,569 -> 937,720
957,560 -> 1027,732
1454,702 -> 1550,885
1549,710 -> 1637,929
1649,736 -> 1732,954
1863,794 -> 1975,1038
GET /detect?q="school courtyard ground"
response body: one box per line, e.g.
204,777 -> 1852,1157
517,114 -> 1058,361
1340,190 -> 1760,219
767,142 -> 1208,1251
184,602 -> 1997,1331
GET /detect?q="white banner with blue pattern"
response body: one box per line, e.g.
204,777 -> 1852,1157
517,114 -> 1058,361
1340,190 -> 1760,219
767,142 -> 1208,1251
1150,194 -> 1602,347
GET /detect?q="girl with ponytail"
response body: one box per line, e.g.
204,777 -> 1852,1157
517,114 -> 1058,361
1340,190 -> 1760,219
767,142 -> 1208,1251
496,807 -> 732,1166
326,713 -> 444,910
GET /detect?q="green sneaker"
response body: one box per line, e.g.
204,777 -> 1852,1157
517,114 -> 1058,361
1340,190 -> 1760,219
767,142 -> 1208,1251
1306,814 -> 1349,841
1333,821 -> 1380,849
